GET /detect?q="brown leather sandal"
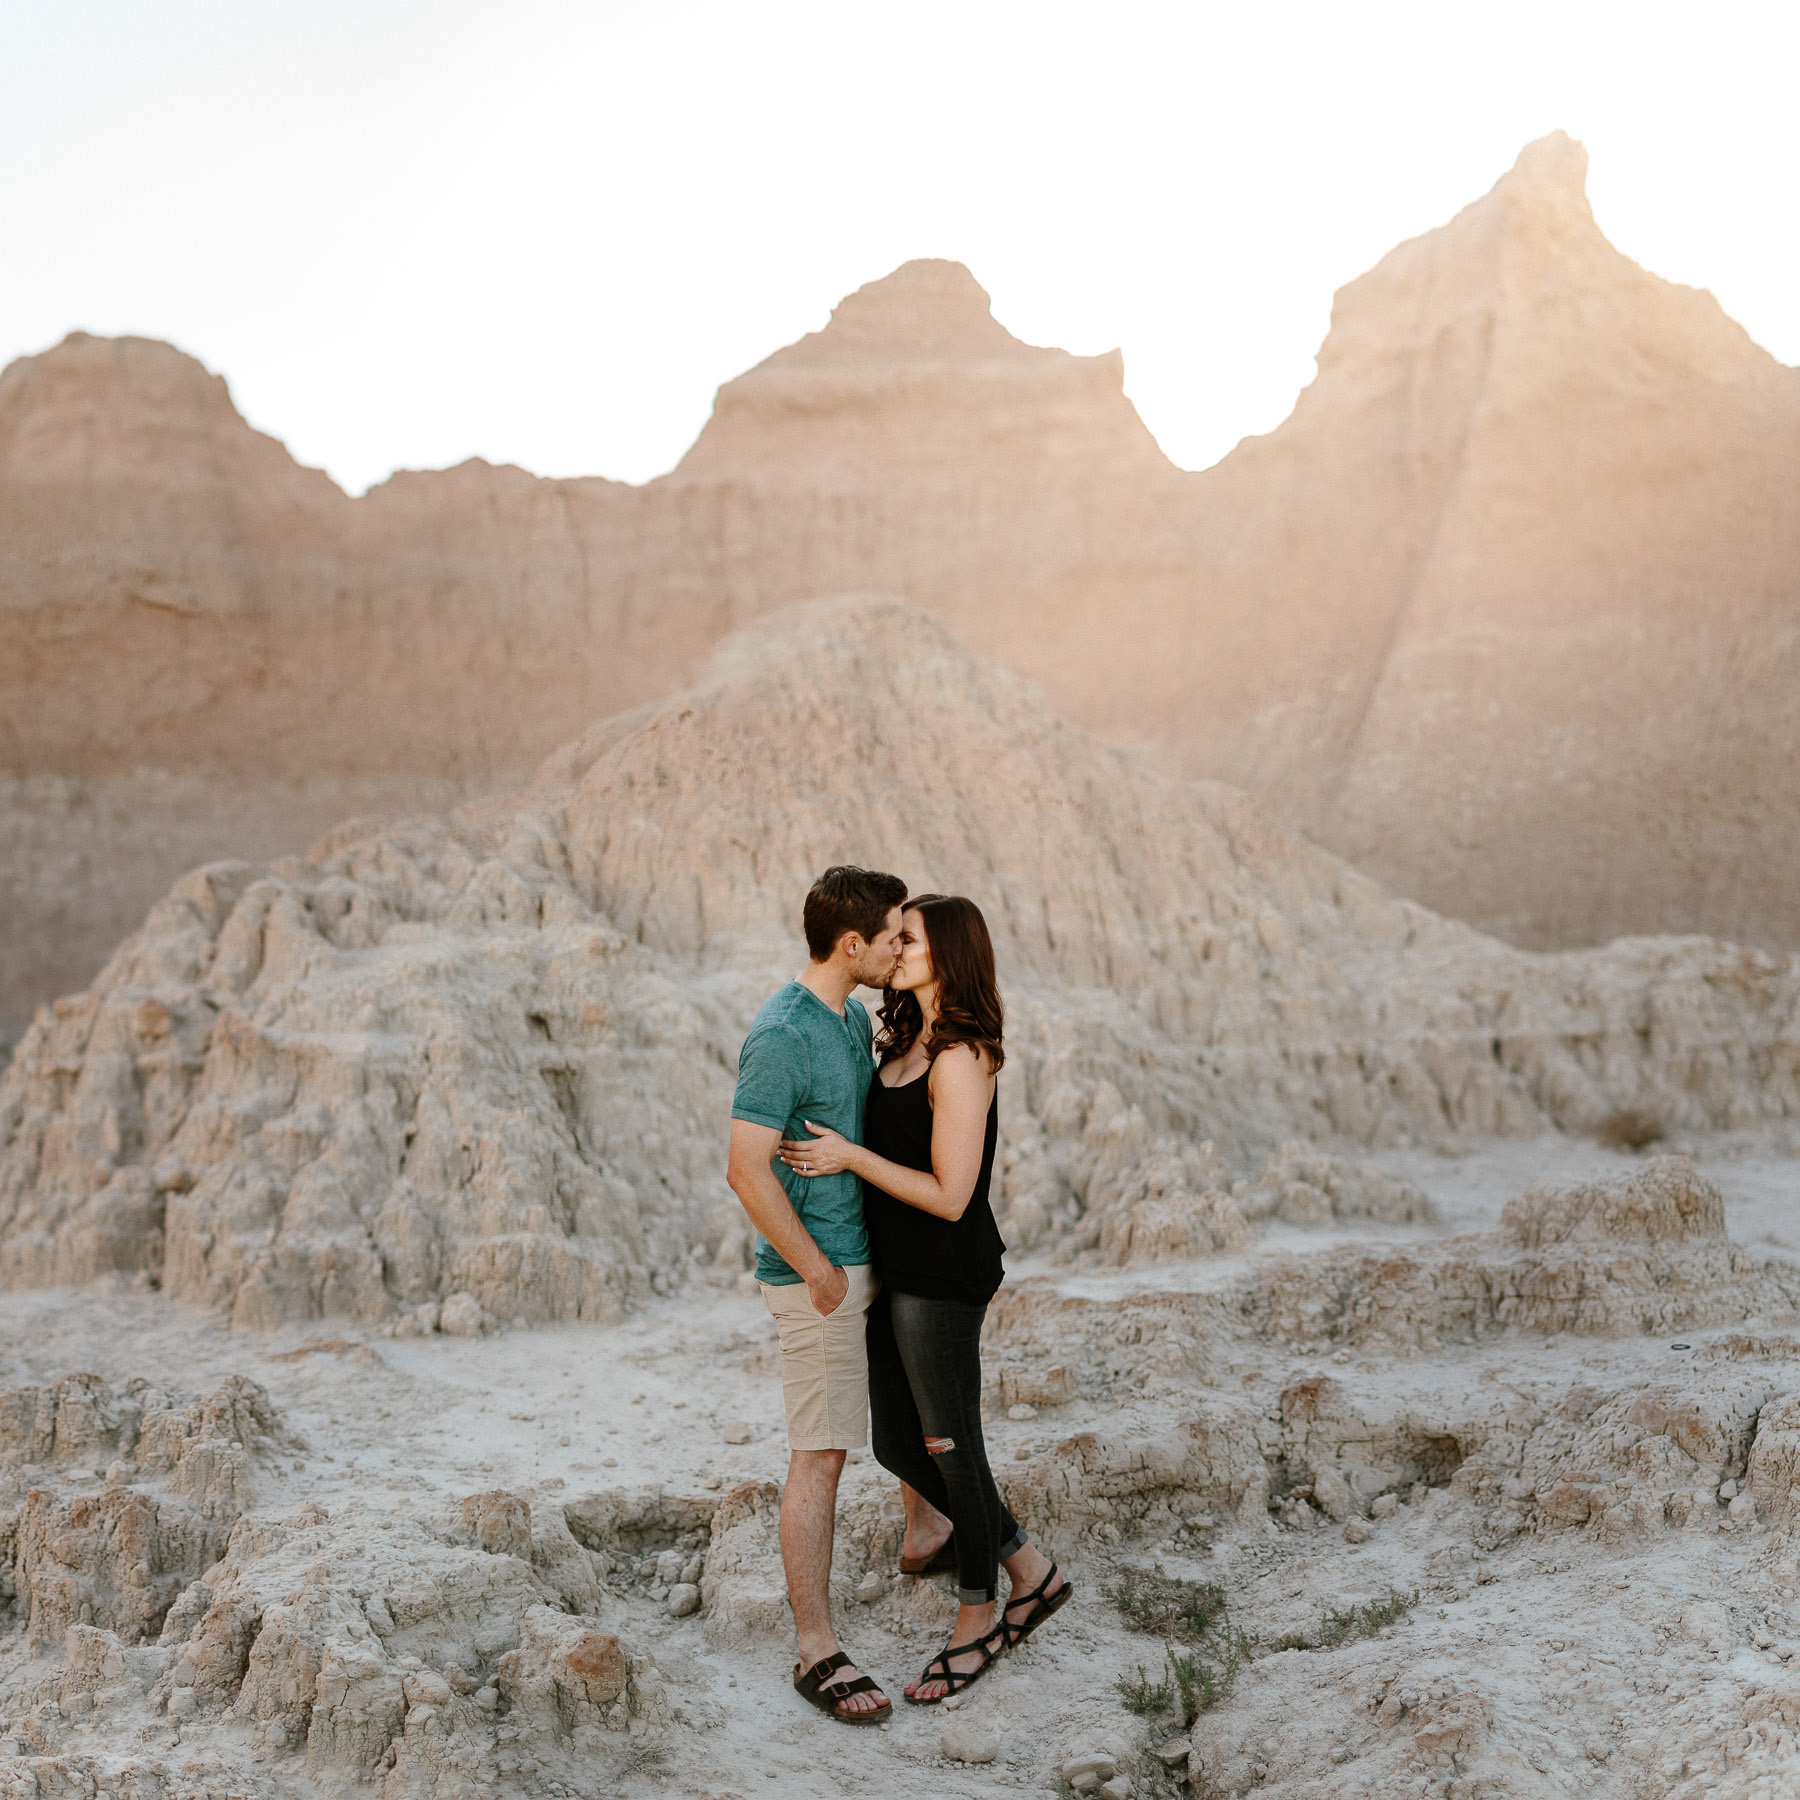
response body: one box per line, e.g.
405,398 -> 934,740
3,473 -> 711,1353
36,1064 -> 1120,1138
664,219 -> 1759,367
792,1651 -> 892,1725
898,1533 -> 957,1576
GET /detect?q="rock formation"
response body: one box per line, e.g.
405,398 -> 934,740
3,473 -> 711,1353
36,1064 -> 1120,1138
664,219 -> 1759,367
1,597 -> 1795,1330
0,1373 -> 680,1792
0,1373 -> 282,1650
6,136 -> 1796,1037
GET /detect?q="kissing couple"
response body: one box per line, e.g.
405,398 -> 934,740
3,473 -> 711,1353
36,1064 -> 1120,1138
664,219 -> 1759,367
725,866 -> 1071,1724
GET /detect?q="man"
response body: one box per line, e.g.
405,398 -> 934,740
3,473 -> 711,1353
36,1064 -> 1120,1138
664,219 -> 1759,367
726,865 -> 907,1722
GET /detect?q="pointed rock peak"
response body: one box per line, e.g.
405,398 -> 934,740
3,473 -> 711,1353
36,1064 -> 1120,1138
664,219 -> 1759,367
768,258 -> 1045,367
674,253 -> 1170,481
1508,130 -> 1589,194
1491,130 -> 1594,233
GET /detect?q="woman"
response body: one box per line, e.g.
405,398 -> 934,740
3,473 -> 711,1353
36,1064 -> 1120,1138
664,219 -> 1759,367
778,895 -> 1070,1703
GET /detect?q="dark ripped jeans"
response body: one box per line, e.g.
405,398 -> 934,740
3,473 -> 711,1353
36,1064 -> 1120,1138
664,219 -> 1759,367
867,1287 -> 1025,1605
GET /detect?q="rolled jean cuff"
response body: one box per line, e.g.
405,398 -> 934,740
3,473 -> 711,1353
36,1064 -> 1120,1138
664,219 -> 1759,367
998,1528 -> 1027,1561
956,1583 -> 999,1605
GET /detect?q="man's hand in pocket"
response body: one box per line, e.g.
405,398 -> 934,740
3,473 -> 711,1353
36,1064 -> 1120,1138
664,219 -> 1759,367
807,1263 -> 849,1317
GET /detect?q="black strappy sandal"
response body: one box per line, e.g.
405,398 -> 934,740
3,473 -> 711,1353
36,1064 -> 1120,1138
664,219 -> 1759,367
903,1622 -> 1007,1705
793,1651 -> 892,1725
1002,1562 -> 1072,1648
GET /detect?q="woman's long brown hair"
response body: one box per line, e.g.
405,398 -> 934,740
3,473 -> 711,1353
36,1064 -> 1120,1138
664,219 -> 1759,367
876,894 -> 1005,1072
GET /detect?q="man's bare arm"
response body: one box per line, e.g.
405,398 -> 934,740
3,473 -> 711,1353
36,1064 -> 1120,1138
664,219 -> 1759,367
726,1119 -> 849,1315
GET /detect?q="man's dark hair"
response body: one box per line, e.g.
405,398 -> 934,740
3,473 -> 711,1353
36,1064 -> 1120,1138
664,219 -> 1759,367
803,866 -> 907,961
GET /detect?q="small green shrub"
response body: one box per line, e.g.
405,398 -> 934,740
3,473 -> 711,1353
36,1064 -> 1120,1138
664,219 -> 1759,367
1596,1107 -> 1664,1150
1170,1636 -> 1245,1725
1275,1586 -> 1419,1651
1111,1567 -> 1230,1642
1112,1567 -> 1246,1728
1115,1663 -> 1174,1716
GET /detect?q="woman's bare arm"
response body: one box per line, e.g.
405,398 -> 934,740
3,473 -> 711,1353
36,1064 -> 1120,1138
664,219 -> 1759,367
782,1044 -> 993,1221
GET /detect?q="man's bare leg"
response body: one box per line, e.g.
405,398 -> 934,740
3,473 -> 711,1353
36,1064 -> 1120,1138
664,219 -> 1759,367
783,1449 -> 884,1715
900,1480 -> 953,1564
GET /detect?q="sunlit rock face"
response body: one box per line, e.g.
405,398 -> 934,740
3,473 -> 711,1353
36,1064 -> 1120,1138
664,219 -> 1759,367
1183,132 -> 1800,953
4,136 -> 1799,1039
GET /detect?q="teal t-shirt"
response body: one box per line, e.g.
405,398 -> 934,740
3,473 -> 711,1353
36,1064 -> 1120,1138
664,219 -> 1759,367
731,981 -> 874,1284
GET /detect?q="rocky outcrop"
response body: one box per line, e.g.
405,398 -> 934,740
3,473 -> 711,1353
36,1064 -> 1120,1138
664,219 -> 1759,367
148,1493 -> 671,1787
676,257 -> 1172,487
0,1373 -> 282,1649
2,603 -> 1797,1325
696,1482 -> 788,1647
989,1159 -> 1800,1379
983,1166 -> 1800,1555
1500,1156 -> 1726,1247
1242,1145 -> 1435,1231
1234,1160 -> 1800,1351
1746,1393 -> 1800,1527
1002,1402 -> 1273,1542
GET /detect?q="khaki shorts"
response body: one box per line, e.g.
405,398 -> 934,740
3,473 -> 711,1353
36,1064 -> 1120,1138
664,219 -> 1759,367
759,1264 -> 876,1451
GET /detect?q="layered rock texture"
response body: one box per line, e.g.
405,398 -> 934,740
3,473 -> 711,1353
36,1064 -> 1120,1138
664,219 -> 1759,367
2,598 -> 1795,1329
0,1366 -> 682,1794
6,135 -> 1797,1035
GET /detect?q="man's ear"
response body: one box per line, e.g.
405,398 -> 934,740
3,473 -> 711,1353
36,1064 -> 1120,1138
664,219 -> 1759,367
838,932 -> 865,962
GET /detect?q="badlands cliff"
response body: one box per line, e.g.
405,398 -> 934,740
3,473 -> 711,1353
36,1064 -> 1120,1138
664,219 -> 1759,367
2,597 -> 1794,1331
6,135 -> 1798,1039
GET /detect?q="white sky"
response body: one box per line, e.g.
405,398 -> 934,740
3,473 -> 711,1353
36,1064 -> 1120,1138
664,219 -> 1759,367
3,0 -> 1795,494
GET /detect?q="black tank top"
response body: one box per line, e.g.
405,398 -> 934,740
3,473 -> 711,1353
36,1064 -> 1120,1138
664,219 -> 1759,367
861,1065 -> 1005,1305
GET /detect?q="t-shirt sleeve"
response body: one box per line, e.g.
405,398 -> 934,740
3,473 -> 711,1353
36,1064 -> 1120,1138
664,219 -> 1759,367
731,1022 -> 807,1131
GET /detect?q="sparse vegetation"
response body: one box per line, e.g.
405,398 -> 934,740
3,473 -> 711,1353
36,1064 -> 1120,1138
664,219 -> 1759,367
1115,1663 -> 1174,1716
1595,1106 -> 1664,1150
1115,1638 -> 1245,1727
1268,1586 -> 1419,1652
1112,1567 -> 1246,1728
1110,1567 -> 1230,1641
1170,1639 -> 1245,1724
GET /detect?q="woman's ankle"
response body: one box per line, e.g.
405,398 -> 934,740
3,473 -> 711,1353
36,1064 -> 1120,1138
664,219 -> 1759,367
1003,1543 -> 1051,1590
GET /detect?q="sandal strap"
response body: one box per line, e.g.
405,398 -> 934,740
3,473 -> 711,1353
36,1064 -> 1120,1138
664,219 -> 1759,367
921,1626 -> 1005,1690
822,1674 -> 883,1700
798,1650 -> 852,1687
1003,1567 -> 1070,1644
